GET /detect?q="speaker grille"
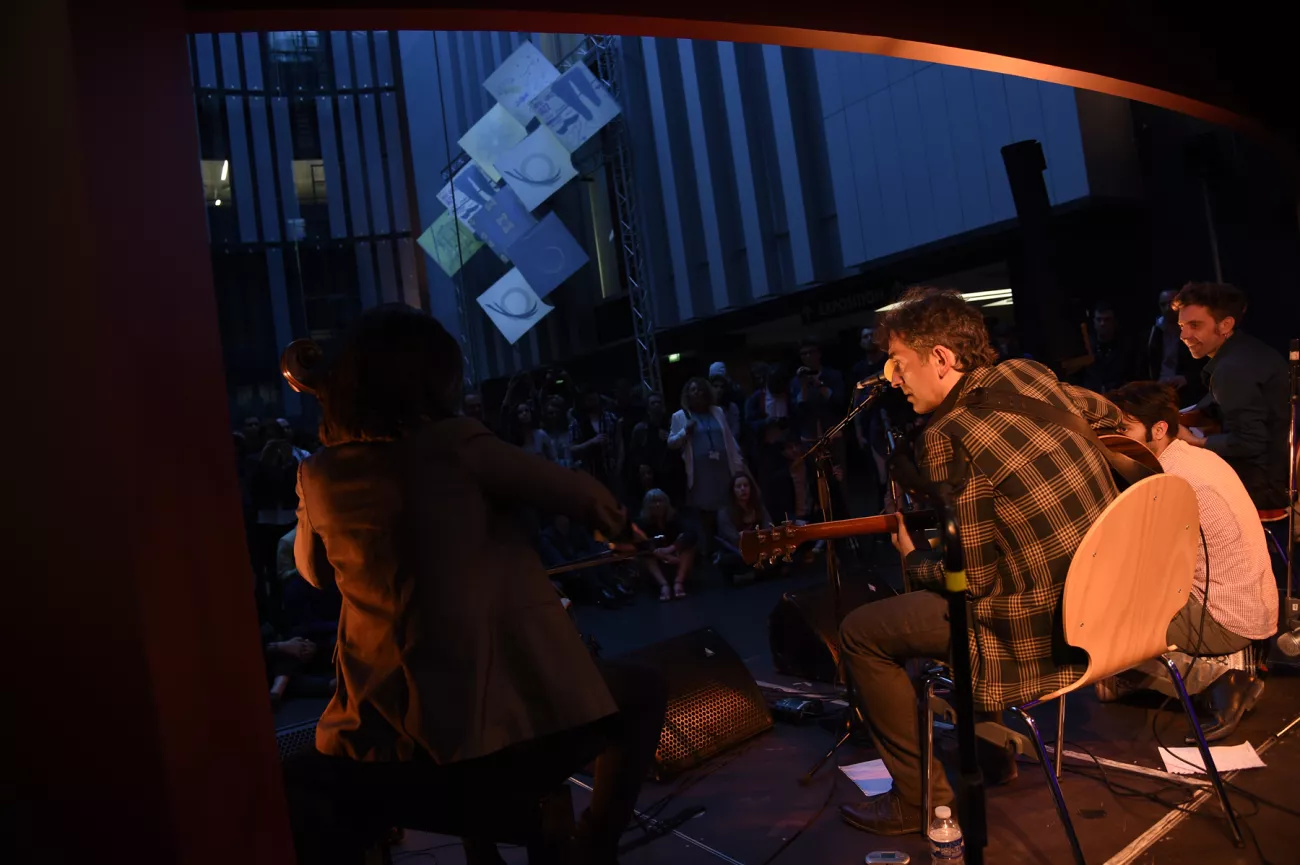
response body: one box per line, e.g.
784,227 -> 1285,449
276,719 -> 319,762
624,627 -> 773,779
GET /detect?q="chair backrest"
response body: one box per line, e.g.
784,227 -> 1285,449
1044,473 -> 1200,700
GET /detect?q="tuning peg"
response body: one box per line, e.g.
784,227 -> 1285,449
781,552 -> 794,564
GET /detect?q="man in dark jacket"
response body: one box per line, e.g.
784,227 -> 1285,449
1174,282 -> 1289,510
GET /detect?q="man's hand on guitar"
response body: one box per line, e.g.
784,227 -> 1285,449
1176,425 -> 1207,447
890,510 -> 916,558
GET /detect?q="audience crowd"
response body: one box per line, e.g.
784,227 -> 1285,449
233,284 -> 1290,710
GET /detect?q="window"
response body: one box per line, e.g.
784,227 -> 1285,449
265,31 -> 333,93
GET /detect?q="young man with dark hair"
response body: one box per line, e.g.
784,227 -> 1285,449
1082,301 -> 1145,392
1105,381 -> 1276,738
837,287 -> 1125,836
1173,282 -> 1289,510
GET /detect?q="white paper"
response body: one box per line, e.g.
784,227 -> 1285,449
494,127 -> 577,212
1159,741 -> 1266,775
457,105 -> 528,183
483,41 -> 560,125
436,161 -> 497,226
476,268 -> 553,345
840,759 -> 894,797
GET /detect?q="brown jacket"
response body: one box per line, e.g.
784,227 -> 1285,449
295,416 -> 625,763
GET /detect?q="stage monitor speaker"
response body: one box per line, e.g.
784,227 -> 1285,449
622,627 -> 772,780
769,577 -> 896,684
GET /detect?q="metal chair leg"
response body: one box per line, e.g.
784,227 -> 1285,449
1159,656 -> 1245,847
922,675 -> 936,824
1010,703 -> 1086,865
1055,698 -> 1066,780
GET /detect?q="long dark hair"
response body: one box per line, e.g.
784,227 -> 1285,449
727,472 -> 765,528
318,304 -> 463,446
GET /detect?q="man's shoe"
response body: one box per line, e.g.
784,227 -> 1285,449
1188,670 -> 1265,744
840,790 -> 924,836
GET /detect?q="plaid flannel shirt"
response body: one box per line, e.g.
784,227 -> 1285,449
904,359 -> 1123,712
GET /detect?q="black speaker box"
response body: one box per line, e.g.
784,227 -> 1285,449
769,576 -> 896,684
621,627 -> 772,780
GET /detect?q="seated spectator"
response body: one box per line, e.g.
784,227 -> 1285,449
507,401 -> 556,461
1098,382 -> 1277,740
277,527 -> 343,636
276,417 -> 312,462
537,513 -> 633,608
636,488 -> 697,601
461,392 -> 486,424
668,376 -> 746,556
716,474 -> 776,585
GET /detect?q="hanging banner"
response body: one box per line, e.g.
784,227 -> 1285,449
436,161 -> 497,225
477,268 -> 554,344
494,126 -> 577,212
529,64 -> 622,152
506,212 -> 590,298
483,41 -> 561,126
457,104 -> 528,184
416,210 -> 484,278
466,185 -> 536,256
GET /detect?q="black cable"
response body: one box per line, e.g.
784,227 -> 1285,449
756,769 -> 837,865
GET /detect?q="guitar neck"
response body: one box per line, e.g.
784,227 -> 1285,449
802,509 -> 937,541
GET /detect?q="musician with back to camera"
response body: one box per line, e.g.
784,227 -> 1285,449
1173,282 -> 1290,511
1102,381 -> 1276,740
281,304 -> 666,865
837,288 -> 1125,836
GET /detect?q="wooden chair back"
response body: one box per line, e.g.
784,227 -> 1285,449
1043,474 -> 1200,701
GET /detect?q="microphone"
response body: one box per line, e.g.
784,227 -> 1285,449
855,358 -> 897,391
1277,626 -> 1300,658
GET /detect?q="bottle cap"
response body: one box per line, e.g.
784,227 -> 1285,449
935,806 -> 951,819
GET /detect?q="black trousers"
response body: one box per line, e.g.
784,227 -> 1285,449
283,659 -> 667,865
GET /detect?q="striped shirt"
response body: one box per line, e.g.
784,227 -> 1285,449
1157,439 -> 1278,639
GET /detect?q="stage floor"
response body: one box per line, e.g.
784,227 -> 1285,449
294,559 -> 1300,864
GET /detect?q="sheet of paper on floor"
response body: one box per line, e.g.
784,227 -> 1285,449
841,759 -> 893,797
1158,741 -> 1266,775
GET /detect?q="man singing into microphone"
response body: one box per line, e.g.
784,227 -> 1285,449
837,288 -> 1124,836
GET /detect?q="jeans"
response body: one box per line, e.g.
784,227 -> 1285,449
840,590 -> 953,808
283,659 -> 667,865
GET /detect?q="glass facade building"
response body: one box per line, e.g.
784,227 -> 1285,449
193,30 -> 1147,416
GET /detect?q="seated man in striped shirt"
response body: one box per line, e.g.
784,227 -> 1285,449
1104,381 -> 1278,740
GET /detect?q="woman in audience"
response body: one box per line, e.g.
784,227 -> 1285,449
715,473 -> 775,584
509,401 -> 556,461
668,376 -> 746,556
635,488 -> 697,601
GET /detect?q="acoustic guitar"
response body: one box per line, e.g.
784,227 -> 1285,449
1178,407 -> 1221,436
739,434 -> 1163,567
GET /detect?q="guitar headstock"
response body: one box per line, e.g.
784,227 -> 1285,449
739,521 -> 804,568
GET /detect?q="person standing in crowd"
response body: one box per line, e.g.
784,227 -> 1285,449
635,488 -> 698,601
1174,282 -> 1290,510
571,386 -> 623,492
499,371 -> 540,431
1147,288 -> 1205,403
668,377 -> 746,557
708,361 -> 744,439
1102,382 -> 1276,739
283,305 -> 665,865
837,287 -> 1123,836
715,473 -> 776,585
628,392 -> 681,501
508,401 -> 556,462
461,392 -> 485,424
852,325 -> 891,507
791,337 -> 853,532
542,395 -> 575,469
1081,302 -> 1146,393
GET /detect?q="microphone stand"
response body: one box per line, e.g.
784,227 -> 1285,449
933,485 -> 987,865
796,383 -> 888,783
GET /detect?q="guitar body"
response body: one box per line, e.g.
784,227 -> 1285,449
1096,434 -> 1162,474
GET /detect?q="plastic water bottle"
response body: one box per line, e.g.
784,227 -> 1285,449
929,806 -> 964,863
